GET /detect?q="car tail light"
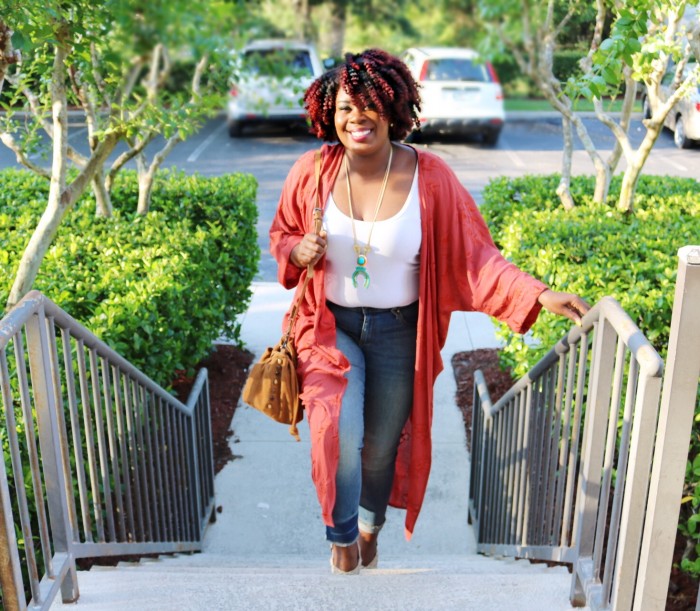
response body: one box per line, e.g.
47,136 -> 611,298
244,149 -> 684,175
486,62 -> 500,84
419,61 -> 429,82
495,84 -> 504,101
695,102 -> 700,112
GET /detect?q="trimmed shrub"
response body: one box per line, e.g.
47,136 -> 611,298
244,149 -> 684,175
552,49 -> 586,83
481,173 -> 700,375
0,168 -> 259,386
1,167 -> 258,604
481,172 -> 700,577
493,49 -> 587,99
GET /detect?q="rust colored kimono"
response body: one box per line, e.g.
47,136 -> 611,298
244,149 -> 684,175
269,143 -> 547,539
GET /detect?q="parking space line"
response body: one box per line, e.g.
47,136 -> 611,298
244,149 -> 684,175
187,122 -> 227,162
657,155 -> 688,172
500,137 -> 526,168
69,127 -> 88,140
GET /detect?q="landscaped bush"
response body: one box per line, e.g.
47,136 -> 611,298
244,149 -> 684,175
1,167 -> 258,606
481,173 -> 700,576
492,49 -> 587,99
0,168 -> 259,387
552,49 -> 586,83
481,173 -> 699,377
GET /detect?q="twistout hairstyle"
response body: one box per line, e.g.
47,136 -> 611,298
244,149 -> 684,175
304,48 -> 421,142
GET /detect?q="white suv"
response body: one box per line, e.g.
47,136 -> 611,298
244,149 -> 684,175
401,47 -> 505,145
642,62 -> 699,149
226,39 -> 324,137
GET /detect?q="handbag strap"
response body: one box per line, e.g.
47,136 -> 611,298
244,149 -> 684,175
281,149 -> 323,348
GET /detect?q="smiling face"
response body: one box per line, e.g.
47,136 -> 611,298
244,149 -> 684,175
334,88 -> 391,155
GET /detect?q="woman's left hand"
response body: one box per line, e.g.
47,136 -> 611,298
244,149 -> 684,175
537,289 -> 591,327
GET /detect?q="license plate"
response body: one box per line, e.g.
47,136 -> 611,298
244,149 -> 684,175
444,88 -> 478,102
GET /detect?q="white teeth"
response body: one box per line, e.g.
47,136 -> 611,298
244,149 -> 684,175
350,129 -> 371,138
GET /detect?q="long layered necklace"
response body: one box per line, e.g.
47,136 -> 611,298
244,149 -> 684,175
344,144 -> 393,288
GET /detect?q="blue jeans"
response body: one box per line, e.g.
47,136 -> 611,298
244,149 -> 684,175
325,300 -> 418,546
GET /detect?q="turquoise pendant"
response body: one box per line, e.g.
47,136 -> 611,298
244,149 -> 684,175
352,254 -> 370,288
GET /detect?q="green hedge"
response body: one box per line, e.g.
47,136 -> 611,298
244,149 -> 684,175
1,167 -> 258,603
482,173 -> 700,576
481,173 -> 699,376
493,49 -> 587,98
0,168 -> 259,386
552,49 -> 586,83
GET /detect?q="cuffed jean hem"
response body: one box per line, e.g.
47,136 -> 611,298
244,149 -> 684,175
326,513 -> 359,546
358,516 -> 385,535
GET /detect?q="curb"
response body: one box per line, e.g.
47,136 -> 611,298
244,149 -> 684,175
506,110 -> 644,120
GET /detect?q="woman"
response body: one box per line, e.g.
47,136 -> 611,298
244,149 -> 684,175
269,49 -> 589,574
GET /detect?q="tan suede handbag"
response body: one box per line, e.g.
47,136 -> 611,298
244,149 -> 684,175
242,151 -> 323,441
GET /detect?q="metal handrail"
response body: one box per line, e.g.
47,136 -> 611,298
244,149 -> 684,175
0,291 -> 215,610
469,296 -> 665,607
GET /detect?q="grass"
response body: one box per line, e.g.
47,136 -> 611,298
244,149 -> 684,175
505,97 -> 642,113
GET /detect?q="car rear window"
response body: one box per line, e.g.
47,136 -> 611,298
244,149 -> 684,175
422,58 -> 489,82
243,49 -> 314,77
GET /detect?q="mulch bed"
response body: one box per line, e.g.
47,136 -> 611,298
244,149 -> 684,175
451,348 -> 515,451
172,343 -> 254,474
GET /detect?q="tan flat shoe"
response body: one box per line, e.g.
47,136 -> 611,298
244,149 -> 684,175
361,552 -> 378,569
330,544 -> 361,575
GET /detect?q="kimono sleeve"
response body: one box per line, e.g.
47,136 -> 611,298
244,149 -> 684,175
431,158 -> 547,333
269,151 -> 316,289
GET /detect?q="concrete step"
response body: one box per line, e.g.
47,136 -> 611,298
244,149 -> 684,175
51,553 -> 585,611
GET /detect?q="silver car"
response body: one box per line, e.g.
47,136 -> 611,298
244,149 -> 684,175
226,40 -> 324,137
643,63 -> 700,149
401,47 -> 505,145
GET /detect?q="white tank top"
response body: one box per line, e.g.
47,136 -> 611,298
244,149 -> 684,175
323,166 -> 421,308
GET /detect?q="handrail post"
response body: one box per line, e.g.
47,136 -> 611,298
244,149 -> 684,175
472,370 -> 489,538
0,455 -> 26,611
25,308 -> 78,604
634,246 -> 700,611
570,315 -> 617,604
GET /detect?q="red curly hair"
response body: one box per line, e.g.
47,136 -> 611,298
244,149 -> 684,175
304,48 -> 421,142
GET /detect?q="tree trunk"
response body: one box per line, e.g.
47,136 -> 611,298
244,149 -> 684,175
8,195 -> 65,310
617,125 -> 662,213
537,83 -> 609,205
0,19 -> 20,96
617,163 -> 640,214
92,167 -> 112,217
136,170 -> 153,215
135,151 -> 154,216
529,29 -> 608,209
606,74 -> 637,174
7,41 -> 70,309
135,133 -> 181,215
556,115 -> 576,210
7,134 -> 120,309
570,113 -> 610,203
328,0 -> 347,58
291,0 -> 311,41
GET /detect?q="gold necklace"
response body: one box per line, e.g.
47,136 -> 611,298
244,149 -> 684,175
344,144 -> 393,288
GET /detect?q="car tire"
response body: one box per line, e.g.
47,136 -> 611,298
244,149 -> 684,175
642,95 -> 651,120
228,121 -> 244,138
673,116 -> 692,149
482,128 -> 501,146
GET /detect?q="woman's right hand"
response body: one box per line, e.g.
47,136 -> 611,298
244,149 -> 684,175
290,230 -> 328,268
